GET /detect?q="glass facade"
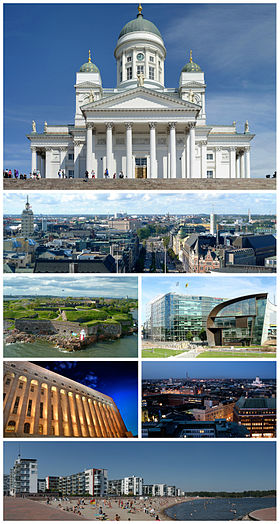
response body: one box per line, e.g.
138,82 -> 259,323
210,296 -> 267,346
149,293 -> 223,341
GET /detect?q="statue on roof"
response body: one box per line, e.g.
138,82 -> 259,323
137,72 -> 145,87
32,120 -> 36,133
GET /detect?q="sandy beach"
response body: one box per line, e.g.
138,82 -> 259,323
37,496 -> 195,521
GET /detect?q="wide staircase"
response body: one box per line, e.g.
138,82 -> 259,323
3,178 -> 276,190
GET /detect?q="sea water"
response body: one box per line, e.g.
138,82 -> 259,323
165,497 -> 276,521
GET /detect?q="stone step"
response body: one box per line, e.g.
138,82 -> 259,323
3,178 -> 276,190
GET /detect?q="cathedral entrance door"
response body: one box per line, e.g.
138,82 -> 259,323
135,157 -> 147,178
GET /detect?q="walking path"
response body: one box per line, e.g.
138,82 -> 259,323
248,507 -> 276,521
4,497 -> 85,520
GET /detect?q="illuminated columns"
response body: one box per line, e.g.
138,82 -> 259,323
95,402 -> 107,437
4,376 -> 19,427
73,395 -> 82,437
17,380 -> 32,434
89,400 -> 102,437
65,393 -> 74,437
33,382 -> 42,435
106,405 -> 119,437
83,398 -> 96,437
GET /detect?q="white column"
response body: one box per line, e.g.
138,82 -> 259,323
181,132 -> 186,178
230,147 -> 236,178
240,151 -> 245,178
126,123 -> 133,178
236,152 -> 240,178
74,141 -> 80,178
144,47 -> 148,82
31,147 -> 37,173
185,128 -> 190,178
201,141 -> 207,178
86,124 -> 93,172
106,122 -> 113,175
244,147 -> 251,178
149,122 -> 156,178
169,122 -> 176,178
45,148 -> 52,178
189,123 -> 196,178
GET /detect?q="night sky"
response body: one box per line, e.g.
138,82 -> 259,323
142,361 -> 276,379
32,361 -> 138,436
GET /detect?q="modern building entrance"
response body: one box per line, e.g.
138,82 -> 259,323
135,158 -> 147,178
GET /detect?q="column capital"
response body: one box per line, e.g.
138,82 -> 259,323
105,122 -> 114,129
30,146 -> 37,151
59,146 -> 68,151
187,122 -> 196,129
125,122 -> 133,130
215,146 -> 222,151
149,122 -> 157,129
45,147 -> 52,151
229,146 -> 236,151
200,140 -> 207,146
86,122 -> 94,130
168,122 -> 176,129
73,140 -> 83,147
244,146 -> 250,152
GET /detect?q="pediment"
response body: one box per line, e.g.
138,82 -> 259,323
75,81 -> 101,88
81,87 -> 200,112
181,81 -> 206,88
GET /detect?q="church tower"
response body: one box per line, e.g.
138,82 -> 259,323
114,4 -> 166,90
74,50 -> 102,126
21,196 -> 34,237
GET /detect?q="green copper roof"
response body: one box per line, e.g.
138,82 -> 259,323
80,62 -> 99,73
182,61 -> 202,73
119,13 -> 162,39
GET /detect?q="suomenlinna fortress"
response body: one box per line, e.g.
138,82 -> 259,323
27,5 -> 255,180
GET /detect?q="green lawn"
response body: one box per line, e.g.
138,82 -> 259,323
142,348 -> 185,358
197,351 -> 276,358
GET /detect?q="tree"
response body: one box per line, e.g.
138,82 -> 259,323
199,329 -> 207,341
186,331 -> 193,341
163,236 -> 170,249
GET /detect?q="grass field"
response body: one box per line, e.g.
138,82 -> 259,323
142,348 -> 185,358
197,351 -> 276,358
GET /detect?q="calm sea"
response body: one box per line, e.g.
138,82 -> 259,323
165,497 -> 276,521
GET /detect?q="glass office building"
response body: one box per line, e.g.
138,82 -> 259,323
206,293 -> 276,346
147,293 -> 224,341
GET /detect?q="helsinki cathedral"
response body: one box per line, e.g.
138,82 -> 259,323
28,4 -> 254,179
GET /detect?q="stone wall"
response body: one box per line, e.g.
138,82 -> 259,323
15,318 -> 122,338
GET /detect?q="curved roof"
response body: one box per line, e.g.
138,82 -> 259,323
119,11 -> 162,39
207,292 -> 268,329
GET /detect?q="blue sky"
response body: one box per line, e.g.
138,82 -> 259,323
3,191 -> 276,215
142,361 -> 276,379
3,275 -> 138,298
4,3 -> 276,177
4,441 -> 276,491
141,276 -> 276,322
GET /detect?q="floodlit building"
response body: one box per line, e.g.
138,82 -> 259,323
27,5 -> 254,179
233,397 -> 276,438
206,293 -> 277,347
9,456 -> 38,496
146,292 -> 223,341
4,361 -> 131,438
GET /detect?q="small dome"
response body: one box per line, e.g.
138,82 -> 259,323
119,6 -> 162,39
182,51 -> 202,73
80,50 -> 99,73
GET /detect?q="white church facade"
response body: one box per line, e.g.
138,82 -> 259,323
27,5 -> 254,179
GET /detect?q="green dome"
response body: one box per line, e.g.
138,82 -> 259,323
80,61 -> 99,73
119,13 -> 162,39
181,61 -> 202,73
